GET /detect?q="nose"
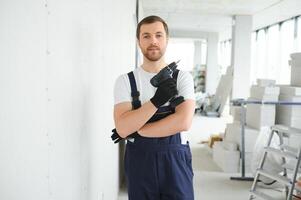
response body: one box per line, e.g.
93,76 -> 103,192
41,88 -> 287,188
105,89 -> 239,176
150,35 -> 158,45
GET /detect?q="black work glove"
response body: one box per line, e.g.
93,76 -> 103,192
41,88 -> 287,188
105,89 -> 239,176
169,96 -> 185,108
111,129 -> 123,144
111,128 -> 140,144
150,78 -> 178,108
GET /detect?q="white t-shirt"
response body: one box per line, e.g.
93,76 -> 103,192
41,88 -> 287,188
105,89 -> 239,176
114,67 -> 195,105
113,67 -> 195,144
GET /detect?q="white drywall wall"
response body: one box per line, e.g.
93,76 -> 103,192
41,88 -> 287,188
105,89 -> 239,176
0,0 -> 136,199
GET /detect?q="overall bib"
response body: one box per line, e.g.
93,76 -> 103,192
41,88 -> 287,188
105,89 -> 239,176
124,70 -> 194,200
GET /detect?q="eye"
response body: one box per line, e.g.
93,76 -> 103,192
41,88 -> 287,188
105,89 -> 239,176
156,34 -> 162,38
143,35 -> 150,39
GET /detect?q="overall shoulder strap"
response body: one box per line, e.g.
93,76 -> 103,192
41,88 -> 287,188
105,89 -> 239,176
127,71 -> 141,110
172,69 -> 180,83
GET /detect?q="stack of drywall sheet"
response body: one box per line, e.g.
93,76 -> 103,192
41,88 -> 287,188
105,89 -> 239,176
290,53 -> 301,86
276,85 -> 301,129
224,122 -> 260,153
249,85 -> 279,101
256,79 -> 276,87
246,101 -> 276,129
246,86 -> 279,129
216,80 -> 282,173
230,105 -> 241,122
226,65 -> 234,75
214,122 -> 260,173
245,82 -> 278,172
213,73 -> 233,114
212,141 -> 240,173
289,133 -> 301,149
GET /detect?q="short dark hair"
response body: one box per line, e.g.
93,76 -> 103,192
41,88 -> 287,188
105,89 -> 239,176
136,15 -> 169,39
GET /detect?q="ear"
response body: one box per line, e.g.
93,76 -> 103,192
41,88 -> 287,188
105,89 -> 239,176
137,38 -> 141,48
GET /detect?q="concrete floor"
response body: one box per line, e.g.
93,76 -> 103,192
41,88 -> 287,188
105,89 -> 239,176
118,114 -> 287,200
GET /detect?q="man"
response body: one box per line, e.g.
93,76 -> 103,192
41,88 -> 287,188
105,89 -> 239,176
113,15 -> 195,200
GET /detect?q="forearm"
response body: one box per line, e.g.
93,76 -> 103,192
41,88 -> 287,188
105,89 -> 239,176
138,100 -> 195,138
114,101 -> 157,137
138,113 -> 188,137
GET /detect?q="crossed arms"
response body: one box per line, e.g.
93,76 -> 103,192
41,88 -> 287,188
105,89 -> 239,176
113,99 -> 195,138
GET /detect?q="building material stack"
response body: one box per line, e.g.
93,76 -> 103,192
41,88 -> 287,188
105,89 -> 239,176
276,86 -> 301,130
289,53 -> 301,87
276,52 -> 301,148
201,66 -> 233,117
213,79 -> 280,173
230,104 -> 241,122
246,83 -> 279,129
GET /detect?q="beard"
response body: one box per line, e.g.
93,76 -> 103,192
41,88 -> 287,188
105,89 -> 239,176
141,46 -> 165,61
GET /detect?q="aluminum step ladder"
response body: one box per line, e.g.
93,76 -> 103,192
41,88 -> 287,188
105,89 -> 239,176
249,125 -> 301,200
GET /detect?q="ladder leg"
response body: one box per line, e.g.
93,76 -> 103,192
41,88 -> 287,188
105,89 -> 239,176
278,132 -> 289,197
249,126 -> 301,200
287,148 -> 301,200
249,171 -> 262,200
249,129 -> 275,199
258,129 -> 276,169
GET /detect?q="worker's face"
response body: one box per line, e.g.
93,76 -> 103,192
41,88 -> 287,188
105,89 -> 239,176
138,22 -> 168,62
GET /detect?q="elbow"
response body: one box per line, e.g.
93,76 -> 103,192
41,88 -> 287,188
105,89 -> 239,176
181,124 -> 190,132
115,126 -> 129,138
180,118 -> 193,132
116,123 -> 138,138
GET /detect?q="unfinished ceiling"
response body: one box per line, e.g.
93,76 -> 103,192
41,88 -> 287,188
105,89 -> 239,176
141,0 -> 284,33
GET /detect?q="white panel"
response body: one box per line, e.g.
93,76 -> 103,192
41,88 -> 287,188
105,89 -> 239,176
279,85 -> 301,96
224,123 -> 259,152
46,0 -> 83,199
206,33 -> 219,94
291,66 -> 301,86
0,0 -> 48,199
0,0 -> 136,200
250,85 -> 280,101
88,0 -> 136,199
246,103 -> 276,129
212,142 -> 240,173
231,15 -> 252,99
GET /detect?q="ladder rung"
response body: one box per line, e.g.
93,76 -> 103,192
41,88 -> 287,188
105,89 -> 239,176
279,145 -> 299,153
257,169 -> 293,187
282,163 -> 301,171
264,147 -> 299,159
250,190 -> 275,200
272,125 -> 301,136
272,125 -> 301,135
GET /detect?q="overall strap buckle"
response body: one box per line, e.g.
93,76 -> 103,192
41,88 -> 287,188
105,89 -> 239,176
128,71 -> 141,110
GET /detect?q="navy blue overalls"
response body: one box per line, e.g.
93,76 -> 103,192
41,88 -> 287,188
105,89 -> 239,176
124,70 -> 194,200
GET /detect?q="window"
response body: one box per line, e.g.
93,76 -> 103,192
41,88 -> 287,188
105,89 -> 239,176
255,29 -> 267,80
251,18 -> 298,85
279,20 -> 294,84
201,42 -> 207,65
297,17 -> 301,52
250,32 -> 257,84
218,40 -> 231,75
266,25 -> 280,81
